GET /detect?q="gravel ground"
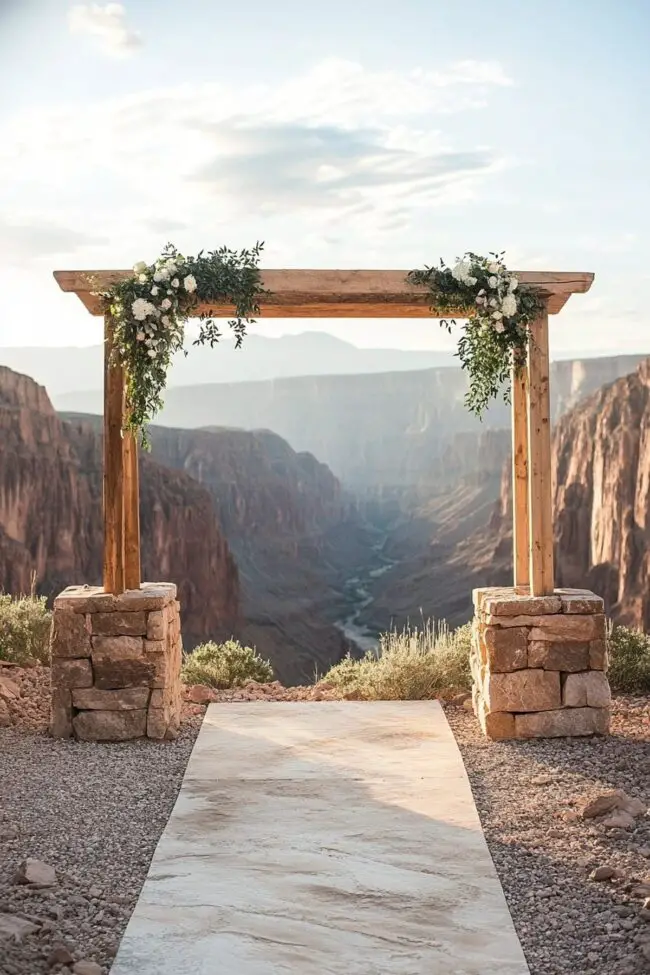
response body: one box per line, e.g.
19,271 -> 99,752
2,665 -> 649,975
445,696 -> 650,975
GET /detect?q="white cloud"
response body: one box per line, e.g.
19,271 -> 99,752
68,3 -> 142,59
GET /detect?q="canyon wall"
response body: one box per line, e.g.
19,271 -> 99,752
0,366 -> 239,648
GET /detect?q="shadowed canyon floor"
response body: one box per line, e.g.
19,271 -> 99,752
110,702 -> 529,975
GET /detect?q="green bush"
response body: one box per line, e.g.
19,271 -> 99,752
181,639 -> 274,689
323,619 -> 472,700
607,622 -> 650,694
0,592 -> 52,666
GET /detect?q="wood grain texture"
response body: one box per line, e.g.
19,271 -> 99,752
527,308 -> 554,596
511,365 -> 530,588
123,431 -> 141,591
53,269 -> 594,318
103,315 -> 125,595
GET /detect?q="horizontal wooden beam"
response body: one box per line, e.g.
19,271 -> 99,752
53,268 -> 594,319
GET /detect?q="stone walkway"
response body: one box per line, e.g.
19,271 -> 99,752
110,702 -> 530,975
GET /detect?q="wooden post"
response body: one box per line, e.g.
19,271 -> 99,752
526,305 -> 554,596
123,431 -> 141,591
103,315 -> 125,594
511,364 -> 530,588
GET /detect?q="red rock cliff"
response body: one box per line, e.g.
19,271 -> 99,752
0,366 -> 240,646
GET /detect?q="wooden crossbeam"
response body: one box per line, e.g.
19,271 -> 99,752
54,269 -> 594,318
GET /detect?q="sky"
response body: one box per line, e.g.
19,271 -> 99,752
0,0 -> 648,355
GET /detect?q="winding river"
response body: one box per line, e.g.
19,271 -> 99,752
335,533 -> 398,654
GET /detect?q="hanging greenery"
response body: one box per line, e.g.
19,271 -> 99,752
89,241 -> 265,447
408,252 -> 545,417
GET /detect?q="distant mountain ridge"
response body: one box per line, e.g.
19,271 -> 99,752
0,332 -> 455,395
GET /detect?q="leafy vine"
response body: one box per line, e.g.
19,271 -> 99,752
408,252 -> 545,416
89,242 -> 265,447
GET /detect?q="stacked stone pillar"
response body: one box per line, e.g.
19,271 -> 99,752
471,586 -> 611,740
49,583 -> 183,742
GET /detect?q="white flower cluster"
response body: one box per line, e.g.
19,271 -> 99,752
128,255 -> 198,358
451,257 -> 519,334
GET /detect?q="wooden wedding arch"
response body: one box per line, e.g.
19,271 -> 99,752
54,267 -> 594,599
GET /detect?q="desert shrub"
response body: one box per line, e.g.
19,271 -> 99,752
323,619 -> 472,700
0,592 -> 52,666
607,622 -> 650,694
181,639 -> 274,689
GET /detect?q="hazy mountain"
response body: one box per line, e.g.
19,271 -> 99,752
0,331 -> 454,396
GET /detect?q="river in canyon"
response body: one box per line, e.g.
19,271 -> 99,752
334,531 -> 398,654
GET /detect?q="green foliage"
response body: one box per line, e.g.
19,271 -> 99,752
0,592 -> 52,666
89,241 -> 266,447
408,251 -> 545,417
181,639 -> 274,689
323,619 -> 472,700
607,622 -> 650,694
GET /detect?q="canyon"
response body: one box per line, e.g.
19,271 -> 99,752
2,349 -> 650,687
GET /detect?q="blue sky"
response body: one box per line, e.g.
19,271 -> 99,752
0,0 -> 648,354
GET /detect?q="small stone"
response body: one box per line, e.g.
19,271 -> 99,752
590,865 -> 616,881
186,684 -> 216,705
50,610 -> 92,658
0,911 -> 40,941
73,962 -> 103,975
88,886 -> 102,898
483,669 -> 560,713
92,655 -> 154,690
632,885 -> 650,899
91,636 -> 143,658
589,639 -> 608,670
15,858 -> 57,887
71,687 -> 150,711
0,676 -> 21,701
528,614 -> 606,642
602,810 -> 636,830
146,610 -> 166,641
483,626 -> 528,672
483,594 -> 561,616
451,692 -> 471,706
515,707 -> 610,738
528,641 -> 589,672
48,945 -> 75,967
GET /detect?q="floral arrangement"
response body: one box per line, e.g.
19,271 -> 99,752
408,252 -> 545,416
91,242 -> 265,446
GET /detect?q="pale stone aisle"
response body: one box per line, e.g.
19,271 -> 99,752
110,702 -> 530,975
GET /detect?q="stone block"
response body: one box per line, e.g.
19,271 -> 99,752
146,611 -> 166,641
483,669 -> 560,713
147,707 -> 168,740
50,611 -> 92,658
563,672 -> 612,708
476,695 -> 516,740
91,636 -> 143,658
527,640 -> 589,672
51,658 -> 93,689
589,639 -> 608,670
53,586 -> 117,614
484,626 -> 528,672
49,688 -> 73,738
93,656 -> 155,690
144,639 -> 165,654
528,614 -> 606,642
555,589 -> 605,615
72,687 -> 151,710
483,594 -> 561,617
515,707 -> 610,739
73,709 -> 147,741
92,612 -> 147,637
148,652 -> 169,689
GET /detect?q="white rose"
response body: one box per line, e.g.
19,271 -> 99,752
136,331 -> 145,341
151,286 -> 159,296
494,320 -> 505,333
492,311 -> 503,320
509,277 -> 518,292
501,293 -> 517,317
183,274 -> 197,293
488,276 -> 498,288
488,263 -> 499,274
138,274 -> 148,284
166,262 -> 177,274
171,278 -> 180,288
167,289 -> 173,295
161,298 -> 172,310
153,268 -> 170,283
489,298 -> 498,308
476,296 -> 485,305
466,275 -> 477,286
133,261 -> 148,275
161,315 -> 171,327
147,349 -> 157,358
131,298 -> 150,321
